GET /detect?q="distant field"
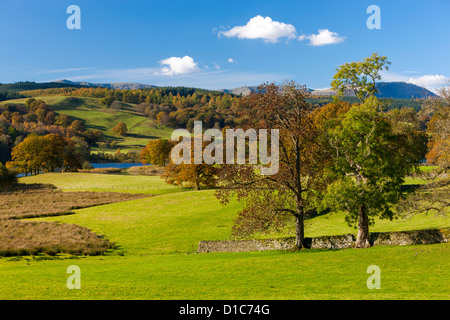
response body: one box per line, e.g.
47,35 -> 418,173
19,173 -> 184,196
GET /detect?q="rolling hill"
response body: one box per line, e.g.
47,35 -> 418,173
310,82 -> 436,99
0,95 -> 173,153
221,82 -> 437,99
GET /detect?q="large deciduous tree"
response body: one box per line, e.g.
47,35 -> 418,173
215,81 -> 328,250
321,97 -> 428,247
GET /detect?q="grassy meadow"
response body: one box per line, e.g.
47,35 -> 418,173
0,172 -> 448,299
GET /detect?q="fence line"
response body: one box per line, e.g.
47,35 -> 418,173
57,185 -> 164,190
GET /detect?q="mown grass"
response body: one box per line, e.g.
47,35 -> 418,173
1,172 -> 448,299
19,173 -> 184,195
0,243 -> 448,300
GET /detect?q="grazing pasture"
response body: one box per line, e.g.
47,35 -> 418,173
0,173 -> 448,299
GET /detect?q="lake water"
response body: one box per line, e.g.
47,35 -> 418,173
90,163 -> 144,169
16,163 -> 145,177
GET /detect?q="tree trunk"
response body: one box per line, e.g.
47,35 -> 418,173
294,214 -> 305,250
355,204 -> 370,248
195,179 -> 200,190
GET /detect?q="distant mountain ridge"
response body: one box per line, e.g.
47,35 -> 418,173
311,82 -> 436,99
5,80 -> 437,100
217,86 -> 258,96
53,80 -> 158,90
220,82 -> 436,99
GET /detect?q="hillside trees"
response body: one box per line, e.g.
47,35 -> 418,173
10,134 -> 86,175
396,87 -> 449,217
20,87 -> 241,131
424,87 -> 450,167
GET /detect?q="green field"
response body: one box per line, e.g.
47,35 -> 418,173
19,172 -> 184,195
1,173 -> 449,299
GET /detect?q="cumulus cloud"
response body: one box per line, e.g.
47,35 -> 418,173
228,58 -> 236,63
407,74 -> 448,88
382,71 -> 449,92
299,29 -> 345,46
218,16 -> 345,47
156,56 -> 199,76
218,15 -> 297,43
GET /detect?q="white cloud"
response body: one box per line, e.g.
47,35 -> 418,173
381,71 -> 449,93
156,56 -> 199,76
219,15 -> 297,43
50,67 -> 291,91
228,58 -> 235,63
299,29 -> 345,46
407,74 -> 448,88
33,67 -> 94,74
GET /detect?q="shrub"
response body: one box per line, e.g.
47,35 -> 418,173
0,163 -> 17,191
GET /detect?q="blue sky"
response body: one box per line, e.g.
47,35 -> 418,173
0,0 -> 449,91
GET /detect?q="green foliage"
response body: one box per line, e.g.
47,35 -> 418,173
322,97 -> 428,229
331,52 -> 391,102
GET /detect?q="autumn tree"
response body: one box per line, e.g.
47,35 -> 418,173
55,113 -> 72,127
215,82 -> 328,250
424,87 -> 450,167
10,134 -> 45,175
331,52 -> 391,102
321,97 -> 428,247
156,111 -> 170,125
162,137 -> 218,190
140,139 -> 172,166
10,134 -> 86,175
42,134 -> 69,172
70,120 -> 86,132
112,122 -> 128,136
101,95 -> 115,108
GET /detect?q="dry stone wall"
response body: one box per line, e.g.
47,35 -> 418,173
197,228 -> 450,253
